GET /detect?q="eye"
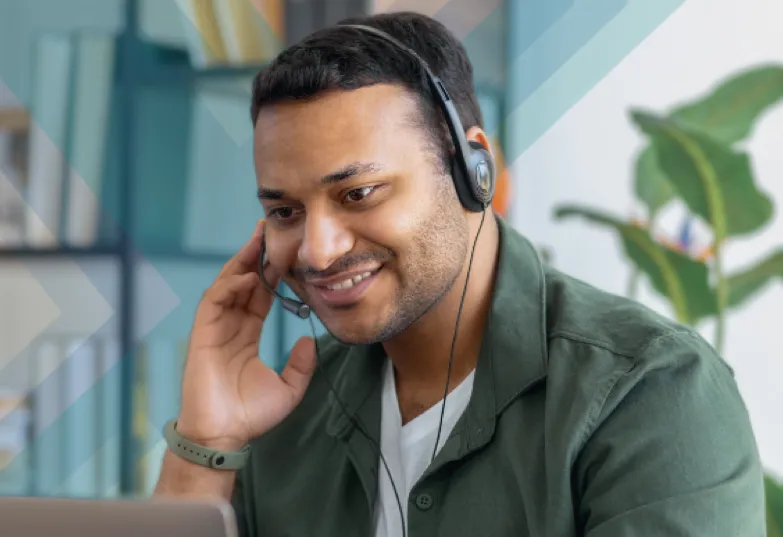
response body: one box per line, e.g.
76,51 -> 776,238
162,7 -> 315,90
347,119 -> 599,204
267,206 -> 299,222
344,186 -> 377,203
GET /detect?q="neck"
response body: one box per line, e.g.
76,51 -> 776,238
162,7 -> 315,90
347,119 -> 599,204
382,211 -> 500,422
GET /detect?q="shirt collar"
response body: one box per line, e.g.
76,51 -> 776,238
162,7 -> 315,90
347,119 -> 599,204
325,214 -> 549,439
482,214 -> 549,408
460,215 -> 549,449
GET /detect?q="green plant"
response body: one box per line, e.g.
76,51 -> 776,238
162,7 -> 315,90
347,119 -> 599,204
767,475 -> 783,537
553,63 -> 783,532
555,63 -> 783,352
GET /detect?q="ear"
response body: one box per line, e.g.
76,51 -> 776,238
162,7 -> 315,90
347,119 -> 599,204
465,126 -> 493,155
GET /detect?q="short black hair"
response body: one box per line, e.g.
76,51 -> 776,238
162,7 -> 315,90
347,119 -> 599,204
249,11 -> 483,174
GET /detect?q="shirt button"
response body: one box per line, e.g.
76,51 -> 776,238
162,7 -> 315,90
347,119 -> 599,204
415,493 -> 434,511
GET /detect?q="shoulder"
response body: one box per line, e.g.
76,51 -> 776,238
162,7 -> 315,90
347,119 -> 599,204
543,265 -> 708,363
539,270 -> 763,532
540,265 -> 742,433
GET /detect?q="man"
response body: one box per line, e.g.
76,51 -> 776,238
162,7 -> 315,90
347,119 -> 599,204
153,11 -> 766,537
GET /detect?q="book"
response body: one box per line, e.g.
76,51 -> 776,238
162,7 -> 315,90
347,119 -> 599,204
175,0 -> 230,67
63,32 -> 116,247
214,0 -> 274,64
24,34 -> 73,247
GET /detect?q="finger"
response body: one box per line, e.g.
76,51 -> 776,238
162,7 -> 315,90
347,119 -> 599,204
247,259 -> 282,318
207,272 -> 260,308
234,251 -> 274,311
279,336 -> 317,403
195,273 -> 261,328
218,219 -> 265,279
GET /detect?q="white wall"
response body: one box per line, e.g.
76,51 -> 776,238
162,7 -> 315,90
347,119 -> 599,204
510,0 -> 783,477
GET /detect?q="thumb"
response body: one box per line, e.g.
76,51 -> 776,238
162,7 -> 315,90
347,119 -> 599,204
279,336 -> 317,402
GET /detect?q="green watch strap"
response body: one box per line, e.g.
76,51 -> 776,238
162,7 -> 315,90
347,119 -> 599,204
163,419 -> 251,471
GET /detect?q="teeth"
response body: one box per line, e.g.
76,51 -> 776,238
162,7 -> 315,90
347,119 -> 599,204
327,271 -> 373,291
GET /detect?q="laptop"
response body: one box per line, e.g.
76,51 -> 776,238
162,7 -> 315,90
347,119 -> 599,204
0,496 -> 239,537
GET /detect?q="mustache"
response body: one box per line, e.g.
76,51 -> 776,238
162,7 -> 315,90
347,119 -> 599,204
291,250 -> 392,281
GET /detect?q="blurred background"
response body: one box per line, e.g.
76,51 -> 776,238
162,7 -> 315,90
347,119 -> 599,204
0,0 -> 781,529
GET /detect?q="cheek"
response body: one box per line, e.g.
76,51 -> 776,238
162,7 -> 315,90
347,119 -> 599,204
350,212 -> 423,272
363,183 -> 434,238
356,204 -> 436,283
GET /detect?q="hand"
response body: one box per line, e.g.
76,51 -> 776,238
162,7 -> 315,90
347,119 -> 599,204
176,219 -> 317,451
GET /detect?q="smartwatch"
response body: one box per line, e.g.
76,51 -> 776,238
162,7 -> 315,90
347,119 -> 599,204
163,419 -> 251,470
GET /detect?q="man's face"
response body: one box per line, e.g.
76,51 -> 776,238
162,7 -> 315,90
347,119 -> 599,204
254,84 -> 469,344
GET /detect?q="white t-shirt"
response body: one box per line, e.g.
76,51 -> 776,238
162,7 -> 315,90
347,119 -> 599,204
372,359 -> 476,537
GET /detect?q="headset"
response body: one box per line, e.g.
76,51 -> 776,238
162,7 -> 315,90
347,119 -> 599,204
257,23 -> 496,537
341,24 -> 497,213
259,242 -> 311,320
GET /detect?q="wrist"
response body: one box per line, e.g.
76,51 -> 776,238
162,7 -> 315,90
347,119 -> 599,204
154,450 -> 237,500
163,419 -> 251,471
173,418 -> 248,452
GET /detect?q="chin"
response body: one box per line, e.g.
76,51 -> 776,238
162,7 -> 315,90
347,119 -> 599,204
305,288 -> 391,345
319,315 -> 387,346
320,304 -> 420,346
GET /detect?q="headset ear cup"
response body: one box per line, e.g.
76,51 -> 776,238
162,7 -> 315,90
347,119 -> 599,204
450,158 -> 482,212
467,141 -> 496,205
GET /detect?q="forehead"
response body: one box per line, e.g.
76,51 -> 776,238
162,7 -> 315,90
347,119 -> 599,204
252,84 -> 425,189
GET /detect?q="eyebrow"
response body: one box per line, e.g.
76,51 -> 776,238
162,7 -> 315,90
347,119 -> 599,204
257,162 -> 382,201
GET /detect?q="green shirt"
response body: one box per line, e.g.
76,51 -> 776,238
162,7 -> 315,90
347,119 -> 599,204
231,215 -> 765,536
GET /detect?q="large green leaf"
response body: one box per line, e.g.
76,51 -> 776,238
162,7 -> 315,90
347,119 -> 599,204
631,65 -> 783,218
631,111 -> 774,239
686,250 -> 783,324
726,250 -> 783,309
766,475 -> 783,537
670,64 -> 783,144
554,205 -> 715,323
634,145 -> 676,217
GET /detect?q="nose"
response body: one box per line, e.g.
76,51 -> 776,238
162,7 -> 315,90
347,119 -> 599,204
297,213 -> 354,272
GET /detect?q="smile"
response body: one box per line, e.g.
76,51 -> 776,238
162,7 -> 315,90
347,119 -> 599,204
322,271 -> 374,290
308,267 -> 382,307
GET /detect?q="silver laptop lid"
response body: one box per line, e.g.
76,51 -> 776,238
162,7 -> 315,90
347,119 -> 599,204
0,496 -> 239,537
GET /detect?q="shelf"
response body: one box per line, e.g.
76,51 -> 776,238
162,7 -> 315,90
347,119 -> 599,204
0,245 -> 245,263
0,245 -> 122,258
137,62 -> 268,87
0,246 -> 242,264
134,246 -> 232,264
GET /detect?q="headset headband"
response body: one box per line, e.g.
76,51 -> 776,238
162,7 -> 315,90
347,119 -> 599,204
337,23 -> 494,211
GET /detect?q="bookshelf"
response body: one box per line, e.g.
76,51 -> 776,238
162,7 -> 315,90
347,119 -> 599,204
0,0 -> 510,498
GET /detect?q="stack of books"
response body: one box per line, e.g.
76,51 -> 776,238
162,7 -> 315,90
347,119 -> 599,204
144,0 -> 285,68
0,32 -> 116,250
